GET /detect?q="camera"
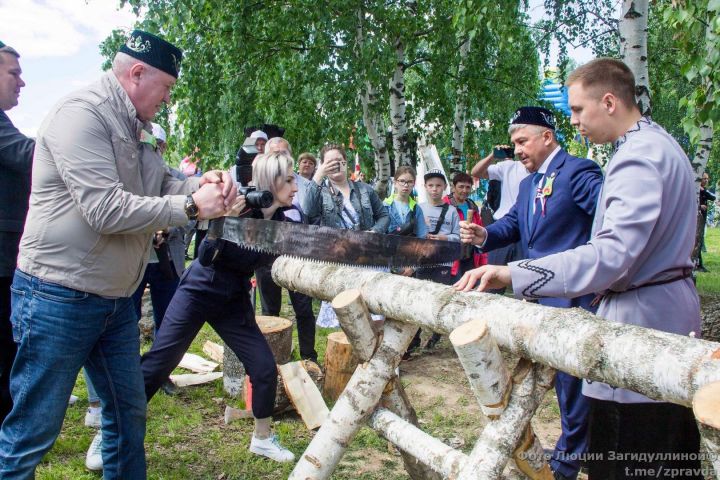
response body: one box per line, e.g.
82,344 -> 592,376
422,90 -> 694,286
235,141 -> 273,210
493,147 -> 515,159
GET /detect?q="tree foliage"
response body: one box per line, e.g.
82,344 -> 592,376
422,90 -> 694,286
106,0 -> 539,181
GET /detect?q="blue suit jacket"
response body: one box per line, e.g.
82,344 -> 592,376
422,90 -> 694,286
483,149 -> 603,309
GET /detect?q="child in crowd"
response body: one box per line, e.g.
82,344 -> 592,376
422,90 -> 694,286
409,169 -> 460,352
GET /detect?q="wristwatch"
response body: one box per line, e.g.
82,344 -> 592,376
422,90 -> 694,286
184,194 -> 199,220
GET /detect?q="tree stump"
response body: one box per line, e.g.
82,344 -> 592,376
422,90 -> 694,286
224,316 -> 293,398
257,315 -> 293,364
323,331 -> 360,402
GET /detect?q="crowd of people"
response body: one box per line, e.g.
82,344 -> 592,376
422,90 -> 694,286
0,29 -> 711,480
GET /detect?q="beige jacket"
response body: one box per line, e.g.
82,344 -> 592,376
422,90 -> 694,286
18,72 -> 200,297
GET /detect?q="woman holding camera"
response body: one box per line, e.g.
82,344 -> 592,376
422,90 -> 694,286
140,152 -> 297,462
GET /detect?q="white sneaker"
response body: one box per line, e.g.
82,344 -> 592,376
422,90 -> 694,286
85,407 -> 101,428
249,434 -> 295,462
85,431 -> 103,471
68,394 -> 79,406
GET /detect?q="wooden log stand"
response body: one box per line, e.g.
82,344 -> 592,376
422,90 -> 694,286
323,331 -> 360,402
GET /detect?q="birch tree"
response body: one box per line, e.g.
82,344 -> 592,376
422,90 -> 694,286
619,0 -> 651,117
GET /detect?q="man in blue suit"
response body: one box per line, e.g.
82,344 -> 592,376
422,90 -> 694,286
464,106 -> 603,480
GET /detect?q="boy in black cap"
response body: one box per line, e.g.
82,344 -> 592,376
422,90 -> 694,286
408,169 -> 461,352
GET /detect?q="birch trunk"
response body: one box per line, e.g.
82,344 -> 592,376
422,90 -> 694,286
692,124 -> 714,186
361,83 -> 391,198
356,9 -> 390,197
369,408 -> 468,478
288,319 -> 417,480
451,37 -> 471,175
389,37 -> 412,167
272,257 -> 720,407
619,0 -> 651,117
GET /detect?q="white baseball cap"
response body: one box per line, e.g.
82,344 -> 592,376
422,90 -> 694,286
250,130 -> 268,141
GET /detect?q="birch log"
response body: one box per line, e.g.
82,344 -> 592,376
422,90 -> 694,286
332,289 -> 378,362
450,318 -> 511,417
272,257 -> 720,407
379,378 -> 443,480
369,408 -> 468,478
692,381 -> 720,477
288,319 -> 418,480
458,361 -> 555,479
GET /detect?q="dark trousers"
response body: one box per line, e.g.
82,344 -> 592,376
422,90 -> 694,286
142,262 -> 277,418
587,399 -> 702,480
0,276 -> 15,424
550,372 -> 591,478
255,265 -> 317,362
486,241 -> 519,295
131,263 -> 180,332
408,266 -> 453,350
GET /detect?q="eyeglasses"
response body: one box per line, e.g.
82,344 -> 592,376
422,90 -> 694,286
395,179 -> 414,186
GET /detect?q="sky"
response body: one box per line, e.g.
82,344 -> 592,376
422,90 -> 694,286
3,0 -> 596,138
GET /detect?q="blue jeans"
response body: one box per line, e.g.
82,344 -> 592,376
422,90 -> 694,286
0,270 -> 147,480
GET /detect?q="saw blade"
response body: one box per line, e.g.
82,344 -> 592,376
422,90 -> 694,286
217,217 -> 463,268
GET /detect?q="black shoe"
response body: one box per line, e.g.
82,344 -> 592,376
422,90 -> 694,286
161,379 -> 179,396
697,266 -> 709,273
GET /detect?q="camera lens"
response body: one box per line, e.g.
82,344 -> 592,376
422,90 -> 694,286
245,190 -> 274,209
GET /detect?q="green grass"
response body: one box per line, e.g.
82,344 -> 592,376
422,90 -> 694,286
38,296 -> 346,480
697,227 -> 720,296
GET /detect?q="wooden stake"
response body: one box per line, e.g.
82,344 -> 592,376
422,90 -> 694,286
179,352 -> 219,373
512,425 -> 553,480
332,289 -> 378,362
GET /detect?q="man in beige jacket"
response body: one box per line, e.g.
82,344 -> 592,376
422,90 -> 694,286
0,30 -> 236,480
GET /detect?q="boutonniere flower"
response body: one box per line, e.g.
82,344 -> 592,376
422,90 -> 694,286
140,129 -> 158,149
541,172 -> 556,197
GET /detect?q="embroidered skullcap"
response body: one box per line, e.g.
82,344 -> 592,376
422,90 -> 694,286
424,168 -> 447,183
119,29 -> 183,78
509,106 -> 556,130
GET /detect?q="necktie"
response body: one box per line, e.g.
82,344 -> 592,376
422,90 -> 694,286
527,172 -> 543,229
